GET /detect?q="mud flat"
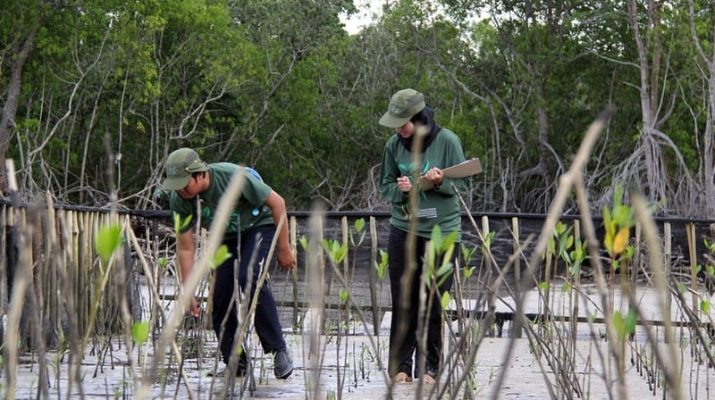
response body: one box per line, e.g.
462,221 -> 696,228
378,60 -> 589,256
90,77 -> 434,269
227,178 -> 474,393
10,282 -> 715,399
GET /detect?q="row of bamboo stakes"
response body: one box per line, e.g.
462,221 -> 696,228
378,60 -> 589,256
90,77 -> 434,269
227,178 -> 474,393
0,203 -> 128,342
0,203 -> 711,346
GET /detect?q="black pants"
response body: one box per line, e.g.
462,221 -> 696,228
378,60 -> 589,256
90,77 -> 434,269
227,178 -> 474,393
387,225 -> 457,378
212,225 -> 287,365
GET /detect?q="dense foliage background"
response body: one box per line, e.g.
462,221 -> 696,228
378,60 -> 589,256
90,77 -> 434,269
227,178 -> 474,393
1,0 -> 714,216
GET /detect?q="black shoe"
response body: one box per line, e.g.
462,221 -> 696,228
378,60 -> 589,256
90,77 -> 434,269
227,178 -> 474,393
273,350 -> 293,379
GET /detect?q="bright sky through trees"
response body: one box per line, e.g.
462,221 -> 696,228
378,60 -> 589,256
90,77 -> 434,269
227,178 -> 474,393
341,0 -> 386,34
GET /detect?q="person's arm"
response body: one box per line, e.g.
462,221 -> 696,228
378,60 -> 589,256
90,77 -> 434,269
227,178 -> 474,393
378,141 -> 410,202
264,190 -> 297,271
177,228 -> 200,317
422,133 -> 468,194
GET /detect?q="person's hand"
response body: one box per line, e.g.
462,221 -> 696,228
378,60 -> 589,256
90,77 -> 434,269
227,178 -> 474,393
422,167 -> 444,186
278,247 -> 297,271
187,297 -> 201,318
397,176 -> 412,192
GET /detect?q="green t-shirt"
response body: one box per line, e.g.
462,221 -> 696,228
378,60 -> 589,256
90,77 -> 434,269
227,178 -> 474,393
169,163 -> 274,234
378,128 -> 467,240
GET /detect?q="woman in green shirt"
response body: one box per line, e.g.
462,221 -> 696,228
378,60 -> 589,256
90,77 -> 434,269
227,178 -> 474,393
378,88 -> 468,384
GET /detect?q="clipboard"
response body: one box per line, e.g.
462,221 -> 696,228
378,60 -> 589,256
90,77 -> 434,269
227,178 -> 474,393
419,158 -> 482,190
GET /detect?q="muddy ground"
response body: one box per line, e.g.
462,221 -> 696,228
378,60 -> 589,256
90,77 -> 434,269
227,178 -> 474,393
11,281 -> 715,399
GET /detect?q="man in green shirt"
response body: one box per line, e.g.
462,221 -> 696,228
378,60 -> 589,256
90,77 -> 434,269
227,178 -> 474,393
161,148 -> 295,379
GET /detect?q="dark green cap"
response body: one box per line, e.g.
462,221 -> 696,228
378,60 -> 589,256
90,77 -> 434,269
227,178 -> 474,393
161,148 -> 208,190
378,88 -> 426,128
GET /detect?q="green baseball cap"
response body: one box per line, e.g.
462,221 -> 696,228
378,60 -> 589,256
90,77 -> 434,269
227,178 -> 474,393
161,148 -> 209,190
378,88 -> 426,128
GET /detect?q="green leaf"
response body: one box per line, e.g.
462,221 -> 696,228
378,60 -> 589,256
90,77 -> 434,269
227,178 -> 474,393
339,288 -> 349,303
173,212 -> 192,234
431,225 -> 443,252
603,207 -> 613,235
548,236 -> 556,255
336,242 -> 348,263
441,231 -> 458,254
322,239 -> 347,264
440,292 -> 451,310
483,231 -> 495,250
463,266 -> 476,279
692,264 -> 702,275
461,244 -> 476,264
701,299 -> 711,314
210,245 -> 232,269
555,222 -> 566,235
612,311 -> 625,340
676,282 -> 687,294
299,236 -> 309,251
375,249 -> 389,281
354,218 -> 365,232
132,321 -> 150,345
95,224 -> 122,265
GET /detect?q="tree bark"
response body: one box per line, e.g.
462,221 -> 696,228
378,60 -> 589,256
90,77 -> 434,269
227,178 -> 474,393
0,25 -> 37,193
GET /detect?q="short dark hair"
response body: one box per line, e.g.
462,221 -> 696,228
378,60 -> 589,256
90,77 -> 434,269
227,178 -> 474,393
409,105 -> 435,127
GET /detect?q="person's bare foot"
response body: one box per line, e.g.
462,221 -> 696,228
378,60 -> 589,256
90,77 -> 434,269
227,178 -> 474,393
422,374 -> 437,384
393,372 -> 412,383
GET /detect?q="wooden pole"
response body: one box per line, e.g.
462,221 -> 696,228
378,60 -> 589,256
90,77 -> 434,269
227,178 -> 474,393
0,205 -> 6,343
510,217 -> 523,338
368,216 -> 380,337
341,216 -> 349,286
290,215 -> 299,330
663,222 -> 672,343
686,223 -> 698,312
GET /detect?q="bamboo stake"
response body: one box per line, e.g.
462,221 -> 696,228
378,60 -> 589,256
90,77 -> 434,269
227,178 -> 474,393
3,159 -> 30,400
511,217 -> 523,338
70,211 -> 80,331
571,219 -> 581,379
290,215 -> 299,330
43,203 -> 57,338
0,205 -> 7,340
632,196 -> 683,400
634,223 -> 641,288
306,208 -> 325,399
686,223 -> 698,312
26,204 -> 50,399
342,216 -> 349,280
664,222 -> 672,342
368,216 -> 380,337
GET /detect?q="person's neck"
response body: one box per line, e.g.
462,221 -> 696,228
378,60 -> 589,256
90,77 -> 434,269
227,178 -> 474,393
195,171 -> 211,195
202,170 -> 211,193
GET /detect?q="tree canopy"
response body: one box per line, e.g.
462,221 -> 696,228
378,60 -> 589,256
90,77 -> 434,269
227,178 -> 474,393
1,0 -> 714,216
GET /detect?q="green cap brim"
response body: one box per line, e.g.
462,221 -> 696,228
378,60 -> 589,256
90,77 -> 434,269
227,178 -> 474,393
161,175 -> 191,191
379,111 -> 411,128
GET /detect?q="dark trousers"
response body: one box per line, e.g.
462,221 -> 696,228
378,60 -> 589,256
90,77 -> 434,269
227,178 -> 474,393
387,225 -> 457,378
212,225 -> 287,365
